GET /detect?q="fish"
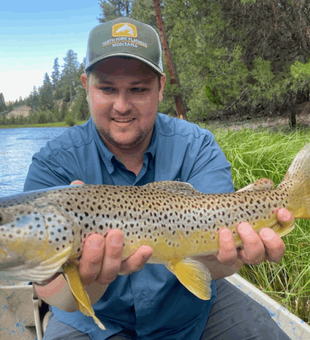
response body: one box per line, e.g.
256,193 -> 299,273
0,144 -> 310,330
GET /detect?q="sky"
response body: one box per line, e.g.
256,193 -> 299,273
0,1 -> 101,103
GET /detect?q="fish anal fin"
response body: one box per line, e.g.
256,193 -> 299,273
62,263 -> 105,330
293,206 -> 310,219
143,181 -> 201,196
166,258 -> 212,300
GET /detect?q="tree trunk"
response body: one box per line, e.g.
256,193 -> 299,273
289,110 -> 296,128
153,0 -> 188,120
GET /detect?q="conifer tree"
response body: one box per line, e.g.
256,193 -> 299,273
98,0 -> 132,22
51,57 -> 61,89
0,93 -> 6,113
40,73 -> 54,110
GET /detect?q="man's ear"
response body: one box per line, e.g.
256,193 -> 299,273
80,74 -> 88,91
159,74 -> 166,103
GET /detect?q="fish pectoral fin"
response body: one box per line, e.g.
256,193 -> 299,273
166,258 -> 212,300
62,263 -> 105,330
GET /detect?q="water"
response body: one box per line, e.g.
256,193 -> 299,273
0,127 -> 67,197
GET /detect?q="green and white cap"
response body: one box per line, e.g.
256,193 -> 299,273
85,17 -> 164,75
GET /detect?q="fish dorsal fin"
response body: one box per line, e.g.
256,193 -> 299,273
238,178 -> 274,192
143,181 -> 201,196
63,263 -> 105,330
166,258 -> 212,300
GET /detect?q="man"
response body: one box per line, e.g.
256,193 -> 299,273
24,17 -> 293,340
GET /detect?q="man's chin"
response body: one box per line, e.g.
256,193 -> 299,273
99,132 -> 144,150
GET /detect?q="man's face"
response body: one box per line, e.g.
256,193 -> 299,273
81,57 -> 166,151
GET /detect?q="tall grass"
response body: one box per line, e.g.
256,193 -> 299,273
209,127 -> 310,324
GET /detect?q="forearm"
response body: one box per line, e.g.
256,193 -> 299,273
34,274 -> 109,312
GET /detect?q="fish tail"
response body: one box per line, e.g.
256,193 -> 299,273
279,144 -> 310,219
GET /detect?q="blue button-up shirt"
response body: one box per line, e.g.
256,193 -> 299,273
24,113 -> 234,340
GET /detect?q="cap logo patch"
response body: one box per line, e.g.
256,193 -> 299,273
112,23 -> 137,38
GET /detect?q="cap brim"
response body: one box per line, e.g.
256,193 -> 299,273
86,53 -> 164,76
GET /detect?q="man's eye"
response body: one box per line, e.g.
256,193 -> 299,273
101,87 -> 114,93
131,88 -> 147,93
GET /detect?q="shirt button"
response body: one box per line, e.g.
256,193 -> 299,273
138,293 -> 145,300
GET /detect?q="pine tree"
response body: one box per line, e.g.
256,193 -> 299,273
30,86 -> 40,110
40,73 -> 54,110
0,93 -> 6,113
98,0 -> 132,22
71,86 -> 89,121
60,100 -> 69,121
51,57 -> 61,89
61,50 -> 79,102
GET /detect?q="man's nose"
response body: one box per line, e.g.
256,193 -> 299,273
113,93 -> 132,113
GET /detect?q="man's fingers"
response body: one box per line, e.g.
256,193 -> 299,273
276,207 -> 294,222
120,245 -> 153,276
237,222 -> 266,265
79,234 -> 105,285
96,230 -> 124,285
216,228 -> 238,265
259,228 -> 286,262
70,180 -> 85,185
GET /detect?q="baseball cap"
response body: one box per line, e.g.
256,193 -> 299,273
85,17 -> 164,75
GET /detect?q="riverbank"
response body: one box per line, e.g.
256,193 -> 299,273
0,120 -> 87,129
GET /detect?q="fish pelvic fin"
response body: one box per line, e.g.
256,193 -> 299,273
166,258 -> 212,300
279,144 -> 310,219
62,263 -> 105,330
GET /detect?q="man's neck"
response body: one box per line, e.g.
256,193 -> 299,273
100,132 -> 153,176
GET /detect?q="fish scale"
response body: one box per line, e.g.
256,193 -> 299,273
1,144 -> 310,330
45,183 -> 291,261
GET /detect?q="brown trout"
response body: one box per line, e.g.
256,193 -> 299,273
0,144 -> 310,329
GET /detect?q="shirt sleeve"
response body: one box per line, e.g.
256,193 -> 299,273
24,156 -> 73,192
187,131 -> 235,194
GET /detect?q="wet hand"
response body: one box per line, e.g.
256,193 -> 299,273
217,207 -> 293,266
70,180 -> 153,286
80,231 -> 153,286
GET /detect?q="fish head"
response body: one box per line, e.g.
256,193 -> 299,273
0,191 -> 78,282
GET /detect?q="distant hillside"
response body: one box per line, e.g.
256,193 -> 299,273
6,105 -> 32,119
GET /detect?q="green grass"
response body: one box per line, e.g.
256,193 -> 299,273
206,126 -> 310,324
0,120 -> 87,129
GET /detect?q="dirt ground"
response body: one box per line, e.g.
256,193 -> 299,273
206,102 -> 310,131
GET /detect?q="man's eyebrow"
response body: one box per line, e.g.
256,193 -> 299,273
97,80 -> 113,85
96,78 -> 153,85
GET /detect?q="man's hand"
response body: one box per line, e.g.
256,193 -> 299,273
195,207 -> 294,280
217,207 -> 292,266
71,181 -> 153,286
80,231 -> 153,286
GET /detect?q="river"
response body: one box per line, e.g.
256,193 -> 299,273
0,127 -> 67,197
